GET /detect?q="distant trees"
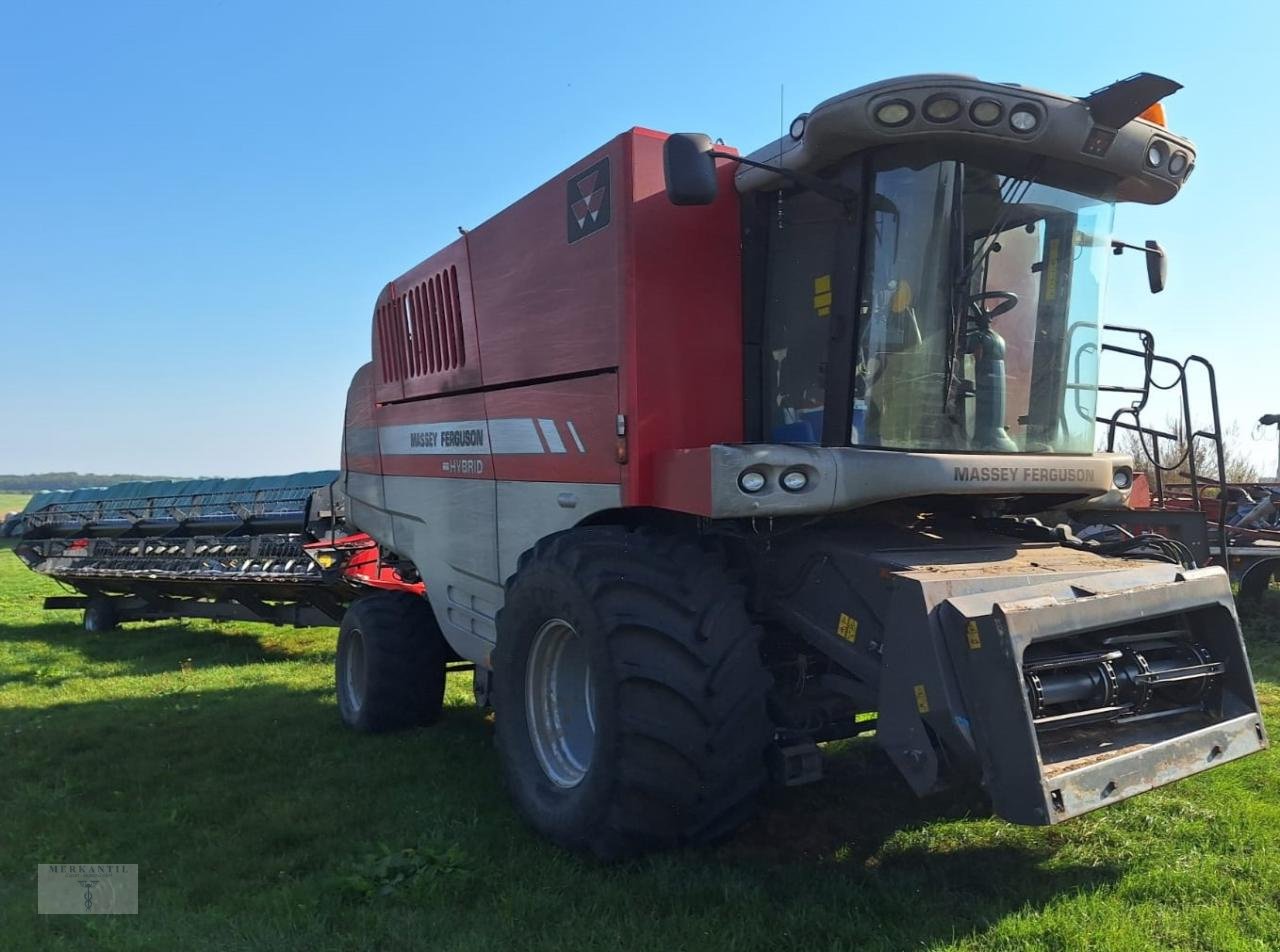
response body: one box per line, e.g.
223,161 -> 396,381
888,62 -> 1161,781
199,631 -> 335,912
0,473 -> 193,492
1110,418 -> 1259,487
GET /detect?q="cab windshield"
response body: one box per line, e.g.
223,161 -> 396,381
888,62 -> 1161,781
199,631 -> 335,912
763,152 -> 1114,455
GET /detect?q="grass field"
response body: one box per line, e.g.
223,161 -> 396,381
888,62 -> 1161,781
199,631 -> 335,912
1,521 -> 1278,951
0,491 -> 34,514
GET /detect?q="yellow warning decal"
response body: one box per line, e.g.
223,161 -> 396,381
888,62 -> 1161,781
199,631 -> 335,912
813,274 -> 832,316
914,684 -> 930,714
966,621 -> 982,650
837,612 -> 858,643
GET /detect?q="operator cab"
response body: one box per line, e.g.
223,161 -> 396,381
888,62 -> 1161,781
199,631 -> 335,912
666,73 -> 1192,465
760,145 -> 1112,456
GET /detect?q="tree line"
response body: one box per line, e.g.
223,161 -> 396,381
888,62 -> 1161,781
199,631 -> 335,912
0,473 -> 193,492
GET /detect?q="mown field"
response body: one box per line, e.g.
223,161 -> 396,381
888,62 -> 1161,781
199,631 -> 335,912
0,491 -> 34,515
1,505 -> 1278,951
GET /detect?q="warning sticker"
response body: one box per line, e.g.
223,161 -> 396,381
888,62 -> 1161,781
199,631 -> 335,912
966,621 -> 982,650
914,684 -> 930,714
837,612 -> 858,643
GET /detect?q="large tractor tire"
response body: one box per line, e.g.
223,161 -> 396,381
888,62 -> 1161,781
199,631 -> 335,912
494,526 -> 772,860
335,592 -> 449,733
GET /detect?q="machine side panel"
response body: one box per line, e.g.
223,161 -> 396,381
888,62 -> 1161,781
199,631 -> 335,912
466,135 -> 627,387
496,481 -> 623,584
369,377 -> 624,663
484,372 -> 623,583
482,372 -> 621,484
380,473 -> 501,665
373,392 -> 500,663
342,362 -> 395,547
623,130 -> 743,507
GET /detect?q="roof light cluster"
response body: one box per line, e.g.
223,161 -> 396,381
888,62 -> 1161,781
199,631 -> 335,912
872,92 -> 1043,136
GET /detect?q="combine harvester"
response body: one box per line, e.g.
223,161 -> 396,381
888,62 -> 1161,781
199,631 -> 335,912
8,71 -> 1268,858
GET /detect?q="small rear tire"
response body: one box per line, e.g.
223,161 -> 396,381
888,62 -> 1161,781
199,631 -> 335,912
494,526 -> 772,860
336,592 -> 449,733
84,598 -> 118,633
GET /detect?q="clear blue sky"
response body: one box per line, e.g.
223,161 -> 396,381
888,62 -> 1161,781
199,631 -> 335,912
2,0 -> 1277,477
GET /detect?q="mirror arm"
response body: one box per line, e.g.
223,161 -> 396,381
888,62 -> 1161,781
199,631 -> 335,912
708,150 -> 858,210
1111,239 -> 1159,256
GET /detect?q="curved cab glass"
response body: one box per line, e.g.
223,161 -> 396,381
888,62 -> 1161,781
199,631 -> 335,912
856,158 -> 1114,454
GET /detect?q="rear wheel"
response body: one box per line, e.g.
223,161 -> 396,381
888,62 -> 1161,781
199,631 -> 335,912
494,526 -> 772,860
336,592 -> 448,732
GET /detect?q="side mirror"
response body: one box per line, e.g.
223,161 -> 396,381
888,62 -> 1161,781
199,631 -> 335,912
1112,239 -> 1168,294
663,133 -> 718,205
1144,240 -> 1167,294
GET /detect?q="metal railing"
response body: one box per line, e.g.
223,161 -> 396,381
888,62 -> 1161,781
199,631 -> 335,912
1095,324 -> 1228,560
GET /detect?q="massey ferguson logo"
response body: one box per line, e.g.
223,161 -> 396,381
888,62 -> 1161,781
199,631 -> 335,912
567,157 -> 610,243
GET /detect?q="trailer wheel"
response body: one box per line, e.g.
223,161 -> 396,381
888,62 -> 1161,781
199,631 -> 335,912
83,598 -> 118,633
336,592 -> 448,733
494,526 -> 772,860
1239,560 -> 1278,601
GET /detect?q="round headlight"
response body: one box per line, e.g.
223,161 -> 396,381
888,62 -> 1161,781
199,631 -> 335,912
1168,151 -> 1188,176
970,99 -> 1002,126
739,471 -> 766,493
1113,469 -> 1133,490
789,114 -> 807,140
874,100 -> 913,127
781,470 -> 809,492
1009,106 -> 1039,133
923,95 -> 961,123
1146,141 -> 1168,168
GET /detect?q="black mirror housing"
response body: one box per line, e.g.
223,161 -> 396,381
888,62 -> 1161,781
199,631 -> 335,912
663,133 -> 718,205
1145,240 -> 1167,294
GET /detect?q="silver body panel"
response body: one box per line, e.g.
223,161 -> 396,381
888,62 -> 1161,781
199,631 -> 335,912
346,471 -> 620,666
700,444 -> 1131,518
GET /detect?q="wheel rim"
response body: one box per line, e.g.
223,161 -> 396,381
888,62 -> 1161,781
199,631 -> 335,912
526,618 -> 596,788
344,628 -> 367,714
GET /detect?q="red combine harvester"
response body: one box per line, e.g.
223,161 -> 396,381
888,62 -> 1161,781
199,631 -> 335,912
11,72 -> 1268,859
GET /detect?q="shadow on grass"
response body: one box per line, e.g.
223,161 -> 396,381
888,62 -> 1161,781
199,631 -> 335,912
725,737 -> 992,865
0,616 -> 321,686
2,676 -> 1124,951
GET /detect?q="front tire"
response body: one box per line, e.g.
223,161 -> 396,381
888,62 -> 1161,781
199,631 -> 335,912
336,592 -> 448,733
494,526 -> 772,860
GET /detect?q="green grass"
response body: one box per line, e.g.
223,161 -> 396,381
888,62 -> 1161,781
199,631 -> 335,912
1,540 -> 1277,952
0,492 -> 32,513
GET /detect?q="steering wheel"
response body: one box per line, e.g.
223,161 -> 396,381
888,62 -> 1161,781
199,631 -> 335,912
968,291 -> 1019,321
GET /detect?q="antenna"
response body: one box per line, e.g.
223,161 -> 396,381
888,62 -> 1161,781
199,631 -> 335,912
777,83 -> 784,230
